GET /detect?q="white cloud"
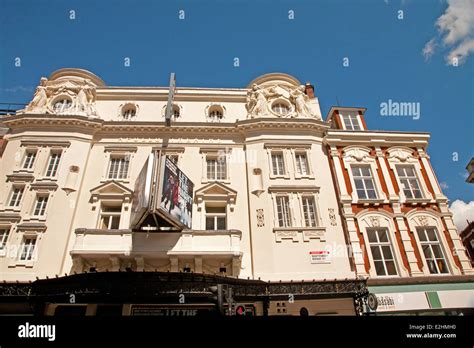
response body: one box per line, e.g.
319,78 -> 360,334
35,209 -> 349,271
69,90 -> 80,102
422,0 -> 474,65
450,199 -> 474,231
422,38 -> 437,60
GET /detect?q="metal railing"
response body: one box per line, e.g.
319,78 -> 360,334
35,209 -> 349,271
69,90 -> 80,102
0,102 -> 27,116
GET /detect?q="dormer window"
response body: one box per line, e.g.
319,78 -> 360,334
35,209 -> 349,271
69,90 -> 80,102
122,107 -> 136,120
341,112 -> 361,130
208,105 -> 224,121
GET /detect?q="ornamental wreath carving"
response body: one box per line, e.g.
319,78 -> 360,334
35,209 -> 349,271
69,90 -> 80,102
256,209 -> 265,227
328,208 -> 337,226
23,77 -> 98,117
246,83 -> 321,120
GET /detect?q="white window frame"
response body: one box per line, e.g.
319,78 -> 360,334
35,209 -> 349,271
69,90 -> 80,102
200,150 -> 230,184
365,228 -> 399,277
22,149 -> 37,170
102,148 -> 137,183
206,156 -> 227,181
8,186 -> 25,208
107,155 -> 130,180
406,211 -> 458,276
98,203 -> 123,230
340,112 -> 362,131
33,195 -> 49,217
0,226 -> 11,254
342,146 -> 387,204
396,165 -> 424,199
275,195 -> 292,228
415,226 -> 450,275
357,211 -> 409,277
44,151 -> 62,178
351,165 -> 379,200
19,235 -> 37,261
204,205 -> 227,230
300,195 -> 318,227
291,148 -> 314,179
271,153 -> 286,176
386,147 -> 432,203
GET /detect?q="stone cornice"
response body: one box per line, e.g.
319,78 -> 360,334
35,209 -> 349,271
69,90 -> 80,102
1,114 -> 103,133
21,139 -> 71,148
96,88 -> 247,102
16,222 -> 47,232
6,173 -> 35,182
324,130 -> 430,147
30,182 -> 59,191
0,212 -> 21,223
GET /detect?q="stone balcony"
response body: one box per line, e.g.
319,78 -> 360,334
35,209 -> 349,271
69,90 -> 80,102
70,228 -> 243,276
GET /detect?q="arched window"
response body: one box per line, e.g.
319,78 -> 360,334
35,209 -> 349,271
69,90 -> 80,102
272,102 -> 290,116
53,98 -> 72,113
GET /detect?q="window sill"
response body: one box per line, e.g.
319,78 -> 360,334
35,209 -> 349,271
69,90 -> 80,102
1,207 -> 22,213
23,216 -> 47,222
355,198 -> 385,206
273,227 -> 326,242
294,175 -> 314,180
12,168 -> 35,174
269,175 -> 290,180
101,178 -> 130,184
8,260 -> 35,268
35,177 -> 58,182
403,198 -> 432,206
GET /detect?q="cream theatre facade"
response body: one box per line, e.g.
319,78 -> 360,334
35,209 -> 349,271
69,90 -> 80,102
0,68 -> 471,316
0,69 -> 360,316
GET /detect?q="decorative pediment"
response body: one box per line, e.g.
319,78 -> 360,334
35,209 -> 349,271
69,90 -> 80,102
245,73 -> 321,120
342,146 -> 373,162
90,181 -> 133,203
387,147 -> 416,162
20,69 -> 101,118
195,182 -> 237,211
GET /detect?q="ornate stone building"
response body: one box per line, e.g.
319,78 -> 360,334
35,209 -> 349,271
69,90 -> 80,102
0,68 -> 472,316
325,108 -> 474,314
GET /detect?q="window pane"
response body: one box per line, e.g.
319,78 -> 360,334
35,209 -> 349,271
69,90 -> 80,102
205,217 -> 214,230
427,259 -> 438,274
431,244 -> 443,258
422,245 -> 433,259
364,179 -> 375,190
351,167 -> 361,176
371,246 -> 382,260
217,217 -> 226,230
385,261 -> 397,275
361,167 -> 371,177
381,245 -> 394,259
437,259 -> 449,274
374,261 -> 386,276
377,230 -> 388,243
417,229 -> 427,242
367,230 -> 377,243
100,216 -> 110,229
427,228 -> 438,241
357,189 -> 368,199
367,189 -> 378,199
110,216 -> 120,229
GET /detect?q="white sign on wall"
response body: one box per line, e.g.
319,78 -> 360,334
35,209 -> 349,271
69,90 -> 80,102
309,251 -> 331,264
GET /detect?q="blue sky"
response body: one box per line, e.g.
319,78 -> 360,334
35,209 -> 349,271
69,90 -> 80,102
0,0 -> 473,205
